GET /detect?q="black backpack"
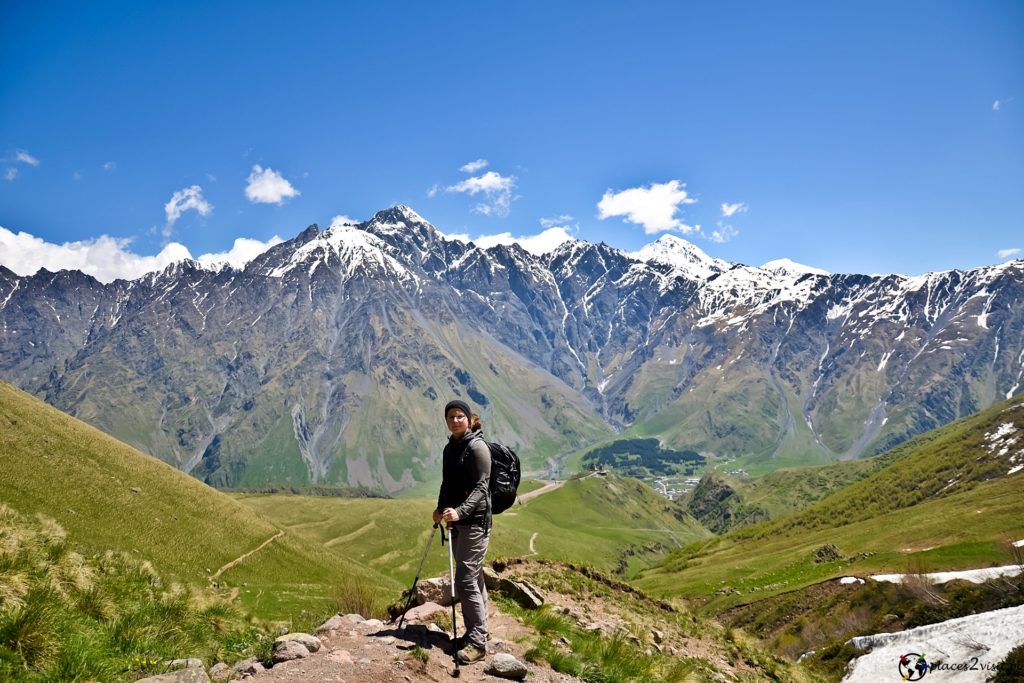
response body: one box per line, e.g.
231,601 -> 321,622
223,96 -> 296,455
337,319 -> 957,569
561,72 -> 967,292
486,441 -> 521,514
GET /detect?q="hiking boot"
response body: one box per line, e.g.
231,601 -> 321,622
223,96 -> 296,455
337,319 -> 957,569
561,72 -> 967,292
455,643 -> 486,664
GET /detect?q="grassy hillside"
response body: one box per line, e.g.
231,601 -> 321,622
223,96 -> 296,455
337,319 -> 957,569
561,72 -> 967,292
237,473 -> 711,585
724,454 -> 895,521
683,440 -> 916,532
0,505 -> 273,682
0,380 -> 397,621
636,394 -> 1024,612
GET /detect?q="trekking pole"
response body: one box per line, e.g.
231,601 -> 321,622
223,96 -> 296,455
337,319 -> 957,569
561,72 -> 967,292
396,523 -> 439,630
441,524 -> 461,678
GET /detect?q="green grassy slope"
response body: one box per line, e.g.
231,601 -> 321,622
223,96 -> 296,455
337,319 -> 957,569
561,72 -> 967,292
697,440 -> 915,526
238,473 -> 711,585
0,380 -> 396,620
636,394 -> 1024,612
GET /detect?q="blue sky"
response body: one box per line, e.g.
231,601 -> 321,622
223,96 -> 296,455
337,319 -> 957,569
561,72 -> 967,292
1,1 -> 1021,281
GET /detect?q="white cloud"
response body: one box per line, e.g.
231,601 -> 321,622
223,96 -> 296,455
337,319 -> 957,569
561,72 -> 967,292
15,150 -> 40,166
245,165 -> 300,205
0,225 -> 282,283
721,202 -> 748,217
103,161 -> 116,171
993,100 -> 1001,111
597,180 -> 698,234
196,235 -> 284,270
704,223 -> 739,244
460,159 -> 489,174
426,183 -> 440,198
3,168 -> 16,182
164,185 -> 213,226
452,227 -> 575,255
997,247 -> 1021,259
446,170 -> 517,217
540,214 -> 574,228
443,217 -> 577,256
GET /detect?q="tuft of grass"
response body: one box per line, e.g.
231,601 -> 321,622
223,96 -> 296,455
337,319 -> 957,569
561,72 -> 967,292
327,574 -> 391,621
409,645 -> 429,663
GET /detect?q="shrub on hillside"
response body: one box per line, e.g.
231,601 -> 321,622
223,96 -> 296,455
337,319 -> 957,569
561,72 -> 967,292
994,644 -> 1024,682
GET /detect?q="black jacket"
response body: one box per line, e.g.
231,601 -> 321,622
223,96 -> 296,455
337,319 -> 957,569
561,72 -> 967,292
436,428 -> 491,528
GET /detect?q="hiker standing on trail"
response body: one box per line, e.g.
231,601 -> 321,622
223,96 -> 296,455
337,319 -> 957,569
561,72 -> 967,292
434,399 -> 491,665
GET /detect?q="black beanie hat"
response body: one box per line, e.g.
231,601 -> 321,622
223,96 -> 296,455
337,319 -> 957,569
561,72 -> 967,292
444,399 -> 473,422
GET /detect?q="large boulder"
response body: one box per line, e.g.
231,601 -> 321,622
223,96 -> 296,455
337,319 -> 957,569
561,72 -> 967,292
400,601 -> 447,624
483,566 -> 501,591
273,632 -> 321,653
497,578 -> 544,609
316,614 -> 349,634
416,576 -> 455,606
272,639 -> 311,664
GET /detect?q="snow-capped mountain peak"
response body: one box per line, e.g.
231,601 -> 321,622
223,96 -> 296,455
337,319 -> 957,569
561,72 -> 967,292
632,234 -> 731,280
368,204 -> 432,232
760,258 -> 830,277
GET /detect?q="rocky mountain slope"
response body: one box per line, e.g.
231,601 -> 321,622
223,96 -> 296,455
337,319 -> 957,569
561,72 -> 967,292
2,206 -> 1022,490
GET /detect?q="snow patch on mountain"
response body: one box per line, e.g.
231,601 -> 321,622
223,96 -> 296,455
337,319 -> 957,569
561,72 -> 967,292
844,604 -> 1024,683
871,565 -> 1023,585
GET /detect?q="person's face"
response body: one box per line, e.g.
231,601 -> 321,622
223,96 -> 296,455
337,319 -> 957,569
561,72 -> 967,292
446,409 -> 469,437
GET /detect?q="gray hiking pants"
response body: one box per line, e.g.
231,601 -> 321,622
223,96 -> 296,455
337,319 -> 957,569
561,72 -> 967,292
451,524 -> 490,649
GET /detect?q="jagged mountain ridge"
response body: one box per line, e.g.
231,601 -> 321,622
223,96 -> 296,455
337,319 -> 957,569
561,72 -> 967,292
1,205 -> 1022,490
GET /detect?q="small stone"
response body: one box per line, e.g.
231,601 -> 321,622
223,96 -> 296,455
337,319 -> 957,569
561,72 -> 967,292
484,653 -> 529,680
360,618 -> 385,630
130,486 -> 141,493
208,662 -> 230,682
651,628 -> 665,644
230,657 -> 265,677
